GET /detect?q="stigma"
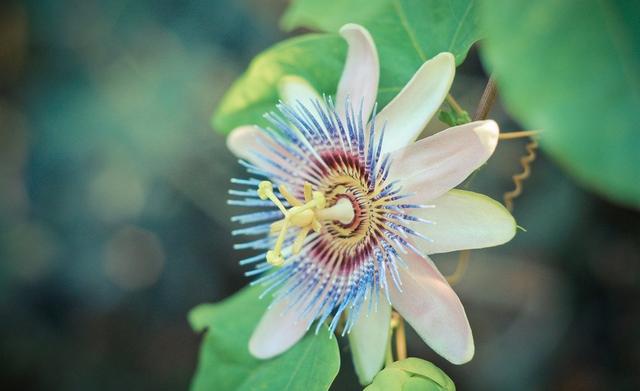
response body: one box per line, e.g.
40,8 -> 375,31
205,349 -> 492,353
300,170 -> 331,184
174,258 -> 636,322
257,180 -> 355,266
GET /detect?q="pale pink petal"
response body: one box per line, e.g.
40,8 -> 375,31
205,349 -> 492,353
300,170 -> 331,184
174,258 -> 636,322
377,52 -> 455,154
226,125 -> 300,183
249,298 -> 310,359
278,75 -> 322,107
226,125 -> 264,161
348,297 -> 391,385
335,24 -> 379,120
412,190 -> 516,255
388,120 -> 500,202
390,252 -> 474,365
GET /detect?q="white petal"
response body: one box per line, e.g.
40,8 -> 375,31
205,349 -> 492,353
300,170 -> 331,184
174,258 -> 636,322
377,52 -> 455,154
412,189 -> 516,255
389,120 -> 500,202
336,23 -> 379,120
390,252 -> 474,364
278,75 -> 322,107
226,125 -> 299,183
348,297 -> 391,385
226,125 -> 263,161
249,298 -> 310,359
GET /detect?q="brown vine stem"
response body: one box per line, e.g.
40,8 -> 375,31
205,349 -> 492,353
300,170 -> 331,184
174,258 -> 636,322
500,129 -> 541,213
473,76 -> 498,121
499,130 -> 542,140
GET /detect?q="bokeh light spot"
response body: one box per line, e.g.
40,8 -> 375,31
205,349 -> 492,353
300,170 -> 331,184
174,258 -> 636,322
88,157 -> 146,223
4,221 -> 58,282
104,226 -> 165,290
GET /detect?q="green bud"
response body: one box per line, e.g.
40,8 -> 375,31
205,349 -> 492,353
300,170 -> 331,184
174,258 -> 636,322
438,108 -> 472,126
364,358 -> 455,391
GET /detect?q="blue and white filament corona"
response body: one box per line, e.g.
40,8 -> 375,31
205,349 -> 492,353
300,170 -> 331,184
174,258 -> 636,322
226,24 -> 512,375
228,98 -> 431,334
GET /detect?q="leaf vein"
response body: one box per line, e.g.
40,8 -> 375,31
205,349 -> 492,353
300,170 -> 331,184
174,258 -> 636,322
448,0 -> 475,53
283,335 -> 318,389
392,0 -> 427,61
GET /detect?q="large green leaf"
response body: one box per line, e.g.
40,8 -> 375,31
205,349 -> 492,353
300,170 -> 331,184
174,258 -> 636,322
480,0 -> 640,207
282,0 -> 480,65
213,0 -> 481,134
212,34 -> 346,134
282,0 -> 481,96
189,285 -> 340,391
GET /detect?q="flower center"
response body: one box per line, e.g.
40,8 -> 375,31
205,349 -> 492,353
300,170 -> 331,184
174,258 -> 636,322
312,165 -> 394,268
257,180 -> 355,266
229,99 -> 428,334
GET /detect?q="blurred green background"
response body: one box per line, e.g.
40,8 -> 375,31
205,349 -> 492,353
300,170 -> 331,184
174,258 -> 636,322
1,0 -> 639,390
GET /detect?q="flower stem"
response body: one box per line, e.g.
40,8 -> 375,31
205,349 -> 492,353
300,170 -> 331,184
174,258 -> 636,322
385,321 -> 395,366
384,311 -> 407,366
387,311 -> 407,363
473,76 -> 497,121
445,94 -> 465,115
395,315 -> 407,360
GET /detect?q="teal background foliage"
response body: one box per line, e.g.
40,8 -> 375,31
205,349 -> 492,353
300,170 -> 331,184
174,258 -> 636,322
480,0 -> 640,208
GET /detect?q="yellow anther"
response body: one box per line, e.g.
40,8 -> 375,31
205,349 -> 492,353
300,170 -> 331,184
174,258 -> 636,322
266,250 -> 284,266
257,181 -> 273,200
257,181 -> 287,214
257,181 -> 355,266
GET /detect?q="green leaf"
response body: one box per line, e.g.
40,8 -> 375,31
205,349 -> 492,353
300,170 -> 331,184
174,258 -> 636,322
189,285 -> 340,391
479,0 -> 640,208
282,0 -> 481,66
282,0 -> 480,105
212,0 -> 481,134
212,34 -> 346,134
364,358 -> 455,391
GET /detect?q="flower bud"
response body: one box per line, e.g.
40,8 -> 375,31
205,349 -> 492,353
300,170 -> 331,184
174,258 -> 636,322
364,358 -> 455,391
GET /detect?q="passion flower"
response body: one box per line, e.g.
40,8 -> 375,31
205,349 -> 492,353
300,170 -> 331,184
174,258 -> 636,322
226,23 -> 516,384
